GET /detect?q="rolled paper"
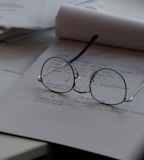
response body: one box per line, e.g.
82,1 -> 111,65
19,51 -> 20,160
56,4 -> 144,51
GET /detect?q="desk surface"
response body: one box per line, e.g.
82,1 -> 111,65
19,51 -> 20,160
0,134 -> 49,160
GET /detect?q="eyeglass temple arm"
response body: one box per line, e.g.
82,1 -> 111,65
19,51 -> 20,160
125,82 -> 144,102
38,35 -> 99,81
38,62 -> 67,82
69,35 -> 99,63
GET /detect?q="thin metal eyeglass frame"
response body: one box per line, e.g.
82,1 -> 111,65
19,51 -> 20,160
38,35 -> 144,105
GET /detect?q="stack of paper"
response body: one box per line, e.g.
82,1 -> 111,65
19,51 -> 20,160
0,0 -> 101,42
56,3 -> 144,50
0,0 -> 55,41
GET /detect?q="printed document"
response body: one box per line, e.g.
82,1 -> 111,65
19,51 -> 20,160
0,39 -> 144,160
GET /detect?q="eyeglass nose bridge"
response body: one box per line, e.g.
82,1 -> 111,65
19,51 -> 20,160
72,67 -> 91,94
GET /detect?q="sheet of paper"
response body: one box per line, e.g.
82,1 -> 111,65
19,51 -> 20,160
102,0 -> 144,20
0,29 -> 55,74
0,0 -> 51,28
42,0 -> 105,28
0,39 -> 144,160
0,68 -> 20,96
66,0 -> 104,10
56,4 -> 144,50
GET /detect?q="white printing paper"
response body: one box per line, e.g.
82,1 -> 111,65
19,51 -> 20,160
0,39 -> 144,160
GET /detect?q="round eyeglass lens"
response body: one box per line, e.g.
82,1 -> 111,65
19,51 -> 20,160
41,57 -> 75,93
90,68 -> 127,105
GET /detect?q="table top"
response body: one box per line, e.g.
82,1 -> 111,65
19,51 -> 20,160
0,134 -> 49,160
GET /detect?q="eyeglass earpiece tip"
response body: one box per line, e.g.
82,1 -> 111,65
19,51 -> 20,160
125,97 -> 134,102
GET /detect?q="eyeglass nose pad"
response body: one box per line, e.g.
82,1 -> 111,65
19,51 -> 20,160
73,67 -> 80,79
89,72 -> 96,82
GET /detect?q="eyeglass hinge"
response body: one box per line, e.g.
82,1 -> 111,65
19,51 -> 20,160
37,75 -> 42,82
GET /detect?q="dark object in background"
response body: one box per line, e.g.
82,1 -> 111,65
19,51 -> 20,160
50,144 -> 117,160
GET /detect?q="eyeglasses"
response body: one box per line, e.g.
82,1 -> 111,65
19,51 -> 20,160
38,35 -> 144,105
